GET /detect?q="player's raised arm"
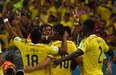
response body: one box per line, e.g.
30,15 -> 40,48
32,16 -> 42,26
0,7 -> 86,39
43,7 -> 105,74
2,8 -> 22,39
58,31 -> 68,54
69,10 -> 81,41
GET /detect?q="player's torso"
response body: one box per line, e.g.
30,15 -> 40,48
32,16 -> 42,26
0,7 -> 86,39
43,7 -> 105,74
83,35 -> 105,75
50,40 -> 76,75
20,43 -> 49,75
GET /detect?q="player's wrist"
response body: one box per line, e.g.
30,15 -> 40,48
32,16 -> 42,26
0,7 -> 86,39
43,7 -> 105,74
31,67 -> 35,71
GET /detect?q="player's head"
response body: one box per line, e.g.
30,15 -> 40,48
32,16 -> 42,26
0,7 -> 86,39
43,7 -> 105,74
40,24 -> 52,36
30,27 -> 42,44
52,23 -> 64,36
82,19 -> 95,35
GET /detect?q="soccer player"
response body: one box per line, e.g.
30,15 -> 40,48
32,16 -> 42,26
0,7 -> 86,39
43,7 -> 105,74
49,24 -> 77,75
24,24 -> 77,75
24,11 -> 80,75
2,9 -> 67,75
52,19 -> 114,75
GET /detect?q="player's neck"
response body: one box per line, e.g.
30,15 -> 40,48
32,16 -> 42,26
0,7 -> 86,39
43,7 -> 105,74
86,32 -> 93,37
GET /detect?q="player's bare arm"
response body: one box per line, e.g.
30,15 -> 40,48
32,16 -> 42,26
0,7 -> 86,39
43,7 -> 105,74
52,49 -> 84,68
24,57 -> 51,73
2,8 -> 22,39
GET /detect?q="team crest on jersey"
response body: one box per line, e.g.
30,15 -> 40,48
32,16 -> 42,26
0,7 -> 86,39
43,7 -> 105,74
14,37 -> 20,42
78,43 -> 83,49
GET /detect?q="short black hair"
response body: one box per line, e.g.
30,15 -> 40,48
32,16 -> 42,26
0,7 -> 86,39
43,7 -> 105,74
64,26 -> 71,36
83,19 -> 95,31
40,24 -> 52,32
53,23 -> 64,36
30,27 -> 42,44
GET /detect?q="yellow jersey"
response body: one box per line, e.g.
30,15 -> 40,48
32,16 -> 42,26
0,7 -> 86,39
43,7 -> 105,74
79,54 -> 107,75
50,40 -> 77,75
0,43 -> 3,75
78,34 -> 109,75
14,37 -> 59,75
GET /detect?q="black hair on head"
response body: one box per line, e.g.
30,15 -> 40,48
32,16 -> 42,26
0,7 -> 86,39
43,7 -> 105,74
83,19 -> 95,31
40,24 -> 52,32
30,27 -> 41,44
64,26 -> 71,36
53,23 -> 64,36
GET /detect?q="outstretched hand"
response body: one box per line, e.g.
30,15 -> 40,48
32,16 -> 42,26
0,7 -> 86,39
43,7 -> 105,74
13,12 -> 21,25
72,10 -> 79,22
51,58 -> 62,68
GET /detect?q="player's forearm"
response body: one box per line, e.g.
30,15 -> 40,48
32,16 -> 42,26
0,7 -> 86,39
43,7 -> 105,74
103,59 -> 111,68
16,23 -> 23,39
59,35 -> 67,54
103,59 -> 112,75
4,21 -> 18,39
60,49 -> 84,62
71,25 -> 81,41
32,57 -> 51,71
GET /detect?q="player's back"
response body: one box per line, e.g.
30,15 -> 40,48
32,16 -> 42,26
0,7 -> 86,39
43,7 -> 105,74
14,37 -> 59,75
78,34 -> 109,75
50,40 -> 77,75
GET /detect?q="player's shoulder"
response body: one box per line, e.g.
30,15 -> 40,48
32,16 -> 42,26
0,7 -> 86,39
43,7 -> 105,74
50,40 -> 61,46
33,43 -> 48,48
67,40 -> 75,44
14,37 -> 21,42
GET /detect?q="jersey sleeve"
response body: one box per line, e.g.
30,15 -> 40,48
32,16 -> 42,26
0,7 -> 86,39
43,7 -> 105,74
102,40 -> 109,52
78,39 -> 87,53
14,37 -> 24,49
46,45 -> 59,55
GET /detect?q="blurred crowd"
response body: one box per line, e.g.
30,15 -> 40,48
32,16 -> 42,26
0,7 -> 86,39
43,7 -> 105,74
0,0 -> 116,71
